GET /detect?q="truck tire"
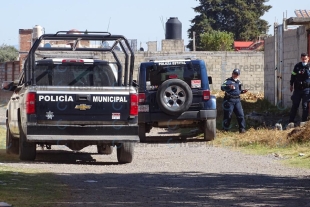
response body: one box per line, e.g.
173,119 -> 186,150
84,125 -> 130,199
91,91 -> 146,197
139,123 -> 147,143
117,142 -> 134,163
203,119 -> 216,141
97,145 -> 113,155
6,125 -> 19,155
156,79 -> 193,116
19,124 -> 36,161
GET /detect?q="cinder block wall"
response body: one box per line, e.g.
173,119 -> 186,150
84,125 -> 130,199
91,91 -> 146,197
133,51 -> 264,93
264,26 -> 308,112
161,40 -> 184,52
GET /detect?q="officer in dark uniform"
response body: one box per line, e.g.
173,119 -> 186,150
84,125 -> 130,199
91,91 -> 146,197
289,53 -> 310,123
221,69 -> 248,133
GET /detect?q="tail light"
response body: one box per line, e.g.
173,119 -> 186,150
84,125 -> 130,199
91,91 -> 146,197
26,92 -> 36,114
203,90 -> 210,100
130,94 -> 138,116
138,93 -> 145,103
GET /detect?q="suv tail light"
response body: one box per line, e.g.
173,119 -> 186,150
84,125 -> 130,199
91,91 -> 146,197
130,94 -> 138,116
26,92 -> 36,114
138,93 -> 145,103
203,90 -> 210,100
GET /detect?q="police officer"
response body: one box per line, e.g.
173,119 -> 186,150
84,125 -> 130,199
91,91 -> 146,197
221,69 -> 248,133
288,53 -> 310,123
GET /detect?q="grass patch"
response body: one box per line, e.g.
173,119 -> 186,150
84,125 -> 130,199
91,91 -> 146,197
0,126 -> 69,206
211,91 -> 310,169
0,166 -> 69,207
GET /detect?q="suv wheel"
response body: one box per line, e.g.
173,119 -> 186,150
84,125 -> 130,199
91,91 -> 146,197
97,145 -> 113,155
19,124 -> 36,161
6,125 -> 19,155
156,79 -> 193,116
117,142 -> 134,163
203,119 -> 216,141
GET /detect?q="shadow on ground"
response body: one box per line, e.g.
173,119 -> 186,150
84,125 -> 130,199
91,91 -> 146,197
5,171 -> 308,207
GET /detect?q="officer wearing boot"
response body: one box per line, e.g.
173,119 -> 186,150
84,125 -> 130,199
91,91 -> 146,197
288,53 -> 310,124
221,69 -> 248,133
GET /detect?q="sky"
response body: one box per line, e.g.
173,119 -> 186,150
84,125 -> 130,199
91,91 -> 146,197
0,0 -> 307,49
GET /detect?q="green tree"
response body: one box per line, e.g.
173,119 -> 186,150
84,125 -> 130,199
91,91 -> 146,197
200,30 -> 234,51
0,44 -> 18,62
187,0 -> 272,51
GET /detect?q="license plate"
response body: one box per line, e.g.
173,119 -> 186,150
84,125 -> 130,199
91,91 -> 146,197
138,105 -> 149,112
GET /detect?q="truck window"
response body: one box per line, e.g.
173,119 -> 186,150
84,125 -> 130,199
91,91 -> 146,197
34,64 -> 117,86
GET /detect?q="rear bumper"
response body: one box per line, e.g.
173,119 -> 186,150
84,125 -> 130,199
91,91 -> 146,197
138,109 -> 217,123
26,124 -> 139,142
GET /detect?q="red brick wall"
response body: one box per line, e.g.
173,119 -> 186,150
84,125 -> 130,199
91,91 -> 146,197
19,29 -> 32,70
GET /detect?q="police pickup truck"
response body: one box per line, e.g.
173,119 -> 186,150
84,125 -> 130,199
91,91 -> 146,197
2,31 -> 139,163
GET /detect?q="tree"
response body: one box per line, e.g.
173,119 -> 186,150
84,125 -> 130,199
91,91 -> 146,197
0,44 -> 18,62
200,31 -> 234,51
187,0 -> 272,51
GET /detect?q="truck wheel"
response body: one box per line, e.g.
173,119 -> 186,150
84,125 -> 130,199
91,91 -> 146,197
97,145 -> 113,155
19,125 -> 36,161
203,119 -> 216,141
139,123 -> 147,143
117,142 -> 134,163
156,79 -> 193,116
6,125 -> 19,155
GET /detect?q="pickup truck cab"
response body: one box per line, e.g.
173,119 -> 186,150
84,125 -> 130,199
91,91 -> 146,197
3,31 -> 138,163
137,57 -> 217,142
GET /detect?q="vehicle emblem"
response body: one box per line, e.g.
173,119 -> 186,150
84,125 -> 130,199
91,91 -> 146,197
46,111 -> 54,120
75,104 -> 92,110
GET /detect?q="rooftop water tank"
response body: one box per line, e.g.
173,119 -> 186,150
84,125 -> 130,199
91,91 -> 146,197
32,25 -> 43,40
165,17 -> 182,40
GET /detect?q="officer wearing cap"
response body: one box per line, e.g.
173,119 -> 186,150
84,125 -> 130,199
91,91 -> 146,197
288,53 -> 310,124
221,69 -> 248,133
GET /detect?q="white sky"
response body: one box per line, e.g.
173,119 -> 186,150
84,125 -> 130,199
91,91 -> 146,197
0,0 -> 306,48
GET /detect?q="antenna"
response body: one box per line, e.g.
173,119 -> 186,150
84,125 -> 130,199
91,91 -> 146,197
107,17 -> 111,31
160,16 -> 165,36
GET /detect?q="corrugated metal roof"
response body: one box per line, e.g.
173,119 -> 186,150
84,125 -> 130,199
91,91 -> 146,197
294,10 -> 310,18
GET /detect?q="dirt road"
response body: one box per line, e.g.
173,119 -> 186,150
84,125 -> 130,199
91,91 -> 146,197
1,104 -> 310,206
2,137 -> 310,207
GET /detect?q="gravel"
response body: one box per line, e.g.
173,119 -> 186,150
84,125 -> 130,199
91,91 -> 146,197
1,106 -> 310,206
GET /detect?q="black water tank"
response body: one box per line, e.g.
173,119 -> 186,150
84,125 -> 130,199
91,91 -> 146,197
165,17 -> 182,40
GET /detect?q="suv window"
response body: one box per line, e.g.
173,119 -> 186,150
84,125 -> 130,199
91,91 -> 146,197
146,63 -> 201,89
34,64 -> 117,86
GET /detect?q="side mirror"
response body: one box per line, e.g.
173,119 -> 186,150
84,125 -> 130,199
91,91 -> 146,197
2,80 -> 18,91
208,76 -> 213,84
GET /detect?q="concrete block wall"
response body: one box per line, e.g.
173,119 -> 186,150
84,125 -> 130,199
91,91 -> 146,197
147,41 -> 157,52
264,25 -> 308,114
161,40 -> 184,52
133,51 -> 264,93
264,36 -> 275,104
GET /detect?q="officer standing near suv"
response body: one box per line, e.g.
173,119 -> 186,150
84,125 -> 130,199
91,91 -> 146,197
288,53 -> 310,124
221,69 -> 248,133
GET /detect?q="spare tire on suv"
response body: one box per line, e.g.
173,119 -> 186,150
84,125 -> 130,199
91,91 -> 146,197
156,79 -> 193,116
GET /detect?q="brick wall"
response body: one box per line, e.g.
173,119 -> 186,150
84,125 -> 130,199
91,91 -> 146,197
19,29 -> 32,69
